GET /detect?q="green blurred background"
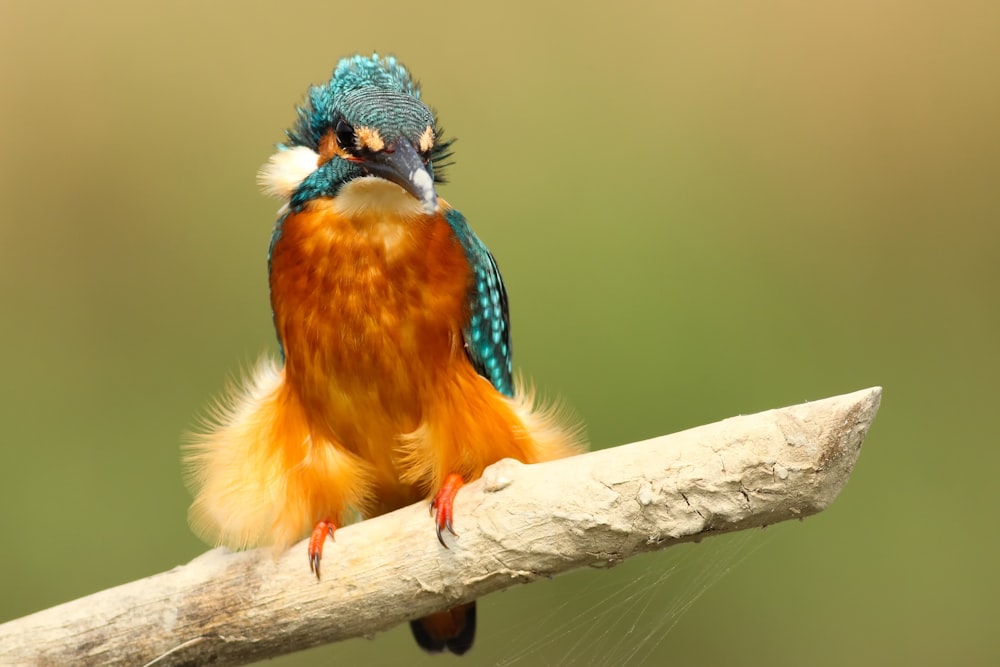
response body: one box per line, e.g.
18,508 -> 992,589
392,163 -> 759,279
2,1 -> 997,665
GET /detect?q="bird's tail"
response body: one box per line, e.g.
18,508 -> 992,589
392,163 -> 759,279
410,602 -> 477,655
183,358 -> 371,552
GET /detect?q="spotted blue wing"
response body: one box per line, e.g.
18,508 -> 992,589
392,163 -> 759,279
443,209 -> 513,397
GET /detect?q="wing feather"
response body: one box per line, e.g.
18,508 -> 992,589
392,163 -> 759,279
443,209 -> 513,397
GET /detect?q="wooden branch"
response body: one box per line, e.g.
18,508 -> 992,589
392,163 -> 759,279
0,387 -> 881,666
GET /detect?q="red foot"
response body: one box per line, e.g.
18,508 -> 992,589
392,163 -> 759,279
308,519 -> 336,579
430,473 -> 465,548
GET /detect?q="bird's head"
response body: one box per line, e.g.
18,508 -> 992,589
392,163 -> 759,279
259,54 -> 453,214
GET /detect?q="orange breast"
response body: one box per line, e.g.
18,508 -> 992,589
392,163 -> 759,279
268,196 -> 471,480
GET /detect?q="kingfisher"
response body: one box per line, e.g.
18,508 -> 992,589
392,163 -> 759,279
185,54 -> 583,655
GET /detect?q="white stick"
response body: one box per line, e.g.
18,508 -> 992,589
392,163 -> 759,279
0,387 -> 881,667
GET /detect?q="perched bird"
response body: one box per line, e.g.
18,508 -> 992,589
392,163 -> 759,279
185,54 -> 583,655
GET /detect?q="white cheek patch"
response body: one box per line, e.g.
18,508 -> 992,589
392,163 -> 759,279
257,146 -> 320,200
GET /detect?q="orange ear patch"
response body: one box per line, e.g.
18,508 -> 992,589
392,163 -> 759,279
417,125 -> 435,154
354,126 -> 385,152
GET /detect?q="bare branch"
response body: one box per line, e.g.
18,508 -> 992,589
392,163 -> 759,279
0,387 -> 881,666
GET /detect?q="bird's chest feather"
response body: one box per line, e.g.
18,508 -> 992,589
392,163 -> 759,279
268,188 -> 471,448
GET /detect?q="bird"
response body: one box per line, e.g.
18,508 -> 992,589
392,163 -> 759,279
184,53 -> 583,655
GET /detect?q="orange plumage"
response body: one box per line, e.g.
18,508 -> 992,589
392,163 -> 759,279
185,54 -> 583,655
185,187 -> 582,649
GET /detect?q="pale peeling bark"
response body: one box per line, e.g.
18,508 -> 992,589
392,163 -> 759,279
0,387 -> 881,667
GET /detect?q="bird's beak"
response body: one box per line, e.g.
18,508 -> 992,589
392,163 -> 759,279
363,139 -> 438,214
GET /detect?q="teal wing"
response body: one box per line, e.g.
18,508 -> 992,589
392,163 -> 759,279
443,209 -> 513,397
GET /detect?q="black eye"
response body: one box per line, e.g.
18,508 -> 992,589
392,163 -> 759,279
335,119 -> 356,153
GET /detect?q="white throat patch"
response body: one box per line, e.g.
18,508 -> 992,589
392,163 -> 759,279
332,176 -> 429,219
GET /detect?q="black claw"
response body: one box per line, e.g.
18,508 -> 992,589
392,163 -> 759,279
434,515 -> 459,548
310,554 -> 321,579
436,521 -> 449,548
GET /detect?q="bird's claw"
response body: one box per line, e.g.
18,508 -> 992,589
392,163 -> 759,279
307,519 -> 336,579
430,473 -> 464,548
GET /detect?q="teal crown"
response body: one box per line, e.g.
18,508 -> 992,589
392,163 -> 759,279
285,54 -> 442,155
330,53 -> 421,99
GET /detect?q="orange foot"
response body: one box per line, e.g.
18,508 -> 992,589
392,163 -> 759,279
308,519 -> 336,579
430,473 -> 465,548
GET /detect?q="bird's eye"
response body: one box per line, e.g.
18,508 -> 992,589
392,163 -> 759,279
335,119 -> 356,154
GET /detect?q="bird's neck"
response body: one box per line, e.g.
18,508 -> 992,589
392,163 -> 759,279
320,176 -> 436,257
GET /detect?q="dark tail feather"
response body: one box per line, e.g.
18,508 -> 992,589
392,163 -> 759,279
409,602 -> 476,655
